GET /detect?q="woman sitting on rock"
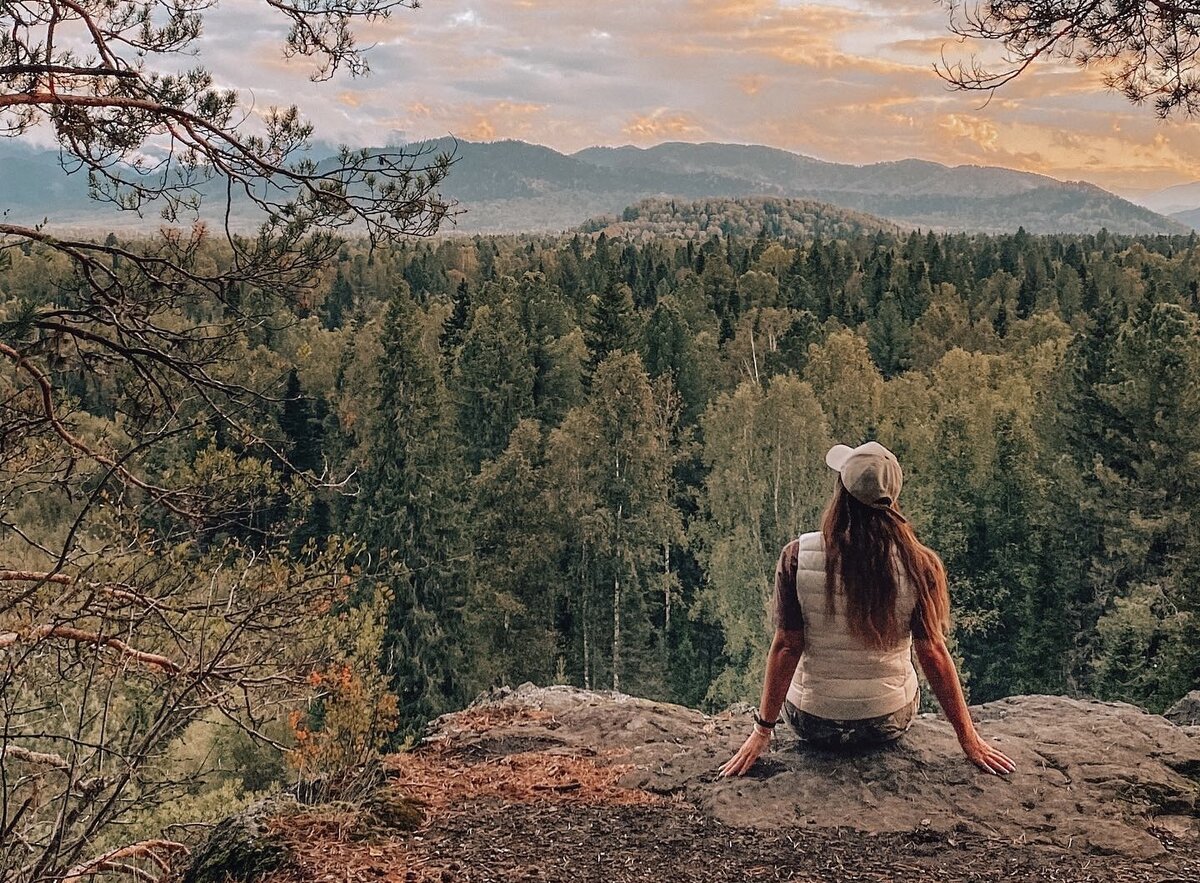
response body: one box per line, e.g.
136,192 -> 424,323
719,441 -> 1016,777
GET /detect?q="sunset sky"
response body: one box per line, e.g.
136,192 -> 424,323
200,0 -> 1200,195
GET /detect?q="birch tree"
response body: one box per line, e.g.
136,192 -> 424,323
693,375 -> 831,704
547,354 -> 679,695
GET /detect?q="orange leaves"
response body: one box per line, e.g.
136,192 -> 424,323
384,744 -> 661,818
289,663 -> 399,779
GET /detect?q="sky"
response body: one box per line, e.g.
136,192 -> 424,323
196,0 -> 1200,196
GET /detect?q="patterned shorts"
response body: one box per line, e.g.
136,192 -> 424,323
783,691 -> 919,749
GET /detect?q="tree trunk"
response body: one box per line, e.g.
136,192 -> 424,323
612,571 -> 621,692
582,539 -> 591,690
582,605 -> 590,691
663,540 -> 671,633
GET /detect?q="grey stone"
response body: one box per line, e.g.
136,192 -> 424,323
1166,690 -> 1200,727
175,797 -> 291,883
427,686 -> 1200,860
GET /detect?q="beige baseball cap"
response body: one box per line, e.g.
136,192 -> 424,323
825,441 -> 907,522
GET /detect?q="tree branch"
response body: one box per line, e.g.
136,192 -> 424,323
0,625 -> 183,675
0,340 -> 204,519
0,745 -> 71,771
61,840 -> 188,883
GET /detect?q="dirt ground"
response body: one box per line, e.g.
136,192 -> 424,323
268,795 -> 1200,883
417,799 -> 1200,883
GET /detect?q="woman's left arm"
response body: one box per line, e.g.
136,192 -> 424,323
718,626 -> 805,777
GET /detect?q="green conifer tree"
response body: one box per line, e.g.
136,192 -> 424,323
467,419 -> 561,688
451,300 -> 536,471
585,281 -> 637,373
354,290 -> 468,737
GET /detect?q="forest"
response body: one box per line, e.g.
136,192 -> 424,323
4,200 -> 1200,866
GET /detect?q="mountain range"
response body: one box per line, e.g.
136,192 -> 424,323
0,138 -> 1193,236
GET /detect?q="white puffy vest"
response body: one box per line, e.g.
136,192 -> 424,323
785,530 -> 920,720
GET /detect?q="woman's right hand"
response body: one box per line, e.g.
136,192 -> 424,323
960,731 -> 1016,775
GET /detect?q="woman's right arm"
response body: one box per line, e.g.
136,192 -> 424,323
913,636 -> 1016,776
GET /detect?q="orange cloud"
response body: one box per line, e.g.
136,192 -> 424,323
400,100 -> 548,143
622,110 -> 705,141
737,74 -> 768,95
460,117 -> 497,140
940,114 -> 1000,151
660,2 -> 862,56
889,36 -> 961,55
695,0 -> 776,19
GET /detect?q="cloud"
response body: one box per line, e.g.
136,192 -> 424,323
460,117 -> 496,140
385,99 -> 550,143
940,114 -> 1001,151
622,110 -> 706,141
737,74 -> 768,95
450,9 -> 482,27
184,0 -> 1198,191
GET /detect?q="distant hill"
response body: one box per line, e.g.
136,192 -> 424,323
1172,206 -> 1200,230
569,142 -> 1186,236
0,146 -> 95,224
0,138 -> 1187,236
582,196 -> 901,241
1133,180 -> 1200,219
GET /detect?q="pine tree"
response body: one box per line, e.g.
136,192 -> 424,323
323,268 -> 355,330
439,278 -> 472,367
354,289 -> 468,737
866,292 -> 912,378
643,299 -> 713,421
278,368 -> 330,554
585,281 -> 637,373
701,254 -> 740,341
450,300 -> 536,471
467,419 -> 561,688
1092,303 -> 1200,654
516,272 -> 584,423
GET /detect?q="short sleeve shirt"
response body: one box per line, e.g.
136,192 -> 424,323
771,539 -> 804,631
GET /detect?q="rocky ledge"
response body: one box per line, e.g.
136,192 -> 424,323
180,685 -> 1200,882
426,685 -> 1200,861
1167,690 -> 1200,728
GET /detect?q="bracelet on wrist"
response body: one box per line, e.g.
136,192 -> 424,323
752,711 -> 778,730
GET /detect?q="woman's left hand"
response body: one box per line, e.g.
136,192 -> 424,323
718,728 -> 772,777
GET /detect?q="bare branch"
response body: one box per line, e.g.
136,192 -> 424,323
0,625 -> 183,674
61,840 -> 189,883
0,745 -> 71,771
0,340 -> 204,520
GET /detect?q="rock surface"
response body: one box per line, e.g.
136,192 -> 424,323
175,798 -> 290,883
172,785 -> 424,883
1167,690 -> 1200,727
426,684 -> 1200,861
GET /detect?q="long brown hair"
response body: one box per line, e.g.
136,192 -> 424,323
820,477 -> 950,649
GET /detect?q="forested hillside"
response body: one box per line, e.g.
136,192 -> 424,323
0,138 -> 1187,236
585,196 -> 901,241
4,210 -> 1200,858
